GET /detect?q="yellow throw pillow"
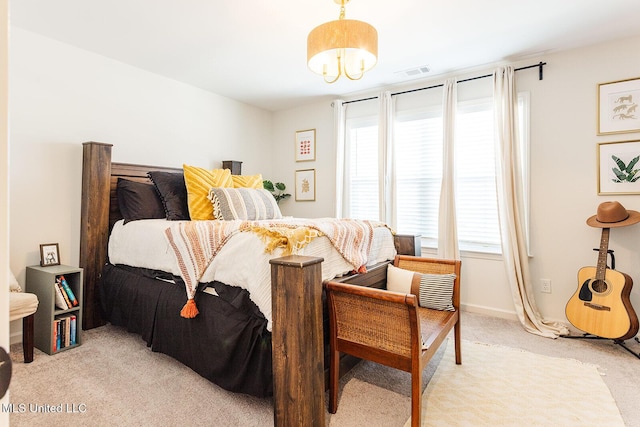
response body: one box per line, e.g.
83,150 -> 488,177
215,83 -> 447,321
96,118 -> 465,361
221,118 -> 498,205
232,174 -> 263,189
183,164 -> 233,220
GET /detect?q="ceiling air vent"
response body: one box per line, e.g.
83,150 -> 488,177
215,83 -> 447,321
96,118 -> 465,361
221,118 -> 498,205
396,65 -> 430,78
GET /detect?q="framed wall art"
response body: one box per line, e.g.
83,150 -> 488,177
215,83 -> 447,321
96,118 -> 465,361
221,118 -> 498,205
597,140 -> 640,195
40,243 -> 60,267
295,169 -> 316,201
598,77 -> 640,135
295,129 -> 316,162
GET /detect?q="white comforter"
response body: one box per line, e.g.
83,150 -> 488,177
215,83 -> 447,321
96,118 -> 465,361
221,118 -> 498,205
108,218 -> 396,330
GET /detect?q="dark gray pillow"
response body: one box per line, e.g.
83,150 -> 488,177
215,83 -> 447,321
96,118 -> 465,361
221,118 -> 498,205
116,178 -> 165,223
147,171 -> 190,221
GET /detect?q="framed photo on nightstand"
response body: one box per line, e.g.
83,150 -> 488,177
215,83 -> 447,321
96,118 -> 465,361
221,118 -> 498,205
39,243 -> 60,267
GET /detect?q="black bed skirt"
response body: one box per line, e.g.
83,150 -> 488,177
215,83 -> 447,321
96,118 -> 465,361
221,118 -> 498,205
100,263 -> 273,397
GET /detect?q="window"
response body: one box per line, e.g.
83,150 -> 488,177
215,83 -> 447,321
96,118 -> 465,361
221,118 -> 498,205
394,110 -> 442,248
455,98 -> 501,253
342,91 -> 529,255
346,117 -> 379,221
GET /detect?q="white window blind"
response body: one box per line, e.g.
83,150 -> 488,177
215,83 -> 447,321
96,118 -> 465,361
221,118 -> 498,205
346,118 -> 379,221
455,99 -> 501,252
394,110 -> 442,247
342,92 -> 530,255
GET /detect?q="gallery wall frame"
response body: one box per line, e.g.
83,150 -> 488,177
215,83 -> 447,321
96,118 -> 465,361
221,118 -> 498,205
597,139 -> 640,195
598,77 -> 640,135
295,169 -> 316,201
295,129 -> 316,162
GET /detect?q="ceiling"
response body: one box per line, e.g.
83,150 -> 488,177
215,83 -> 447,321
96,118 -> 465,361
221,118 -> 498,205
9,0 -> 640,112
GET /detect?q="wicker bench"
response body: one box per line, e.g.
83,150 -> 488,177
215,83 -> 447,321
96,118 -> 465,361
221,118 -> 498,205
324,255 -> 462,427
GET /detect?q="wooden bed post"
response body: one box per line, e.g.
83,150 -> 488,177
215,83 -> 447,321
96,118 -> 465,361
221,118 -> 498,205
79,141 -> 113,330
270,255 -> 325,427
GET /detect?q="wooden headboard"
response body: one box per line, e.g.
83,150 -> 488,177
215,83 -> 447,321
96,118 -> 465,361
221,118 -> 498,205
80,142 -> 182,329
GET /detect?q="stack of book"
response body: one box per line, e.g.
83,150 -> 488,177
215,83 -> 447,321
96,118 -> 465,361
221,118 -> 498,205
53,315 -> 77,351
52,275 -> 78,351
53,275 -> 78,310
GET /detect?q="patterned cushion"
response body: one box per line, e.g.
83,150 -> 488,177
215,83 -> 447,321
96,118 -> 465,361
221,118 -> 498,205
183,165 -> 233,220
232,174 -> 263,189
386,264 -> 455,311
208,187 -> 282,220
148,171 -> 190,221
418,273 -> 456,311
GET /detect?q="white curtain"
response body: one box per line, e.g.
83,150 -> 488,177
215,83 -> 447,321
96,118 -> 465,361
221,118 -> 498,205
333,99 -> 347,218
378,91 -> 397,228
438,78 -> 460,259
493,66 -> 569,338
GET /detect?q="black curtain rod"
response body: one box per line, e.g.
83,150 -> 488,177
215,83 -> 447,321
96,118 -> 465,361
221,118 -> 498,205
343,61 -> 546,105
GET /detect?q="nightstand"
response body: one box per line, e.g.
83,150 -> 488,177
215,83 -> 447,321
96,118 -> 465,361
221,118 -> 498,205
26,265 -> 83,355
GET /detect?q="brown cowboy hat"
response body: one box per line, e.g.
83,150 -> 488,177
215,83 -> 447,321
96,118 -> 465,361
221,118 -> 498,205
586,201 -> 640,228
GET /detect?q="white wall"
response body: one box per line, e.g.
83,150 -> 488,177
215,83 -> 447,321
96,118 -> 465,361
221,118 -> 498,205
271,100 -> 334,217
1,0 -> 10,422
273,35 -> 640,331
525,35 -> 640,327
8,28 -> 274,342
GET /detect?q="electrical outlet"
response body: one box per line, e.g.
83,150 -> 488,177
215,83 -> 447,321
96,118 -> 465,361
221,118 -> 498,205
540,278 -> 551,293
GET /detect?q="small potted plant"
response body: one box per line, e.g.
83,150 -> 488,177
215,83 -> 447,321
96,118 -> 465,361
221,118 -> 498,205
263,180 -> 291,204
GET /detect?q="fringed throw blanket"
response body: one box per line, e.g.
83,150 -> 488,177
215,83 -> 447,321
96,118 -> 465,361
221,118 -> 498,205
165,218 -> 380,318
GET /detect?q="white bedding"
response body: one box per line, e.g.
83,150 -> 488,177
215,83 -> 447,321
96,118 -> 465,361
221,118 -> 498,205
108,218 -> 396,330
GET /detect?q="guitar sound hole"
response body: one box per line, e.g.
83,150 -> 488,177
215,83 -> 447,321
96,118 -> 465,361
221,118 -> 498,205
591,279 -> 608,293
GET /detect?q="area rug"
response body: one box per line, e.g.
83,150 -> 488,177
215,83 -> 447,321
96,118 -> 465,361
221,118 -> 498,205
405,340 -> 625,427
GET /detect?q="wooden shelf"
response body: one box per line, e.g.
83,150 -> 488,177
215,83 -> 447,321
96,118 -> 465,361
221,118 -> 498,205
26,265 -> 83,355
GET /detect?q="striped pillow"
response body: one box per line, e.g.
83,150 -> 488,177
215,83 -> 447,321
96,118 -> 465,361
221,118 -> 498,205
208,187 -> 282,220
418,273 -> 456,311
386,264 -> 455,311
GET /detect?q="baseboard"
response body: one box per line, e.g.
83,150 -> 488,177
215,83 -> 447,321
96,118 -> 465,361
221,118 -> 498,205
9,319 -> 22,345
461,303 -> 571,327
459,304 -> 640,340
460,303 -> 518,321
10,330 -> 22,345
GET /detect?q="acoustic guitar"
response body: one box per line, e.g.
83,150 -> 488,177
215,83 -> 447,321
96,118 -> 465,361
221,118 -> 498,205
565,227 -> 639,340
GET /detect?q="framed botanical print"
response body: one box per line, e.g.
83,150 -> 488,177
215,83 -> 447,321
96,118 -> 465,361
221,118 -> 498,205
597,140 -> 640,194
295,169 -> 316,201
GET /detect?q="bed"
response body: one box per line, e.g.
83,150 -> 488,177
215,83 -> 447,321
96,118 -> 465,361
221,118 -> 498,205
78,141 -> 420,421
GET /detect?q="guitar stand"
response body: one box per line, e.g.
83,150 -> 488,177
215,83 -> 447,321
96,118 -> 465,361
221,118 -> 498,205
563,334 -> 640,359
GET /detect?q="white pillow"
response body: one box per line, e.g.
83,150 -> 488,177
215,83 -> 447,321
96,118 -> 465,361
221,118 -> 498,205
10,269 -> 22,292
386,263 -> 419,294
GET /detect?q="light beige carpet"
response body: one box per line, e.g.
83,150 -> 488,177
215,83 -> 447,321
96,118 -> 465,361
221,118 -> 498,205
405,340 -> 625,427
